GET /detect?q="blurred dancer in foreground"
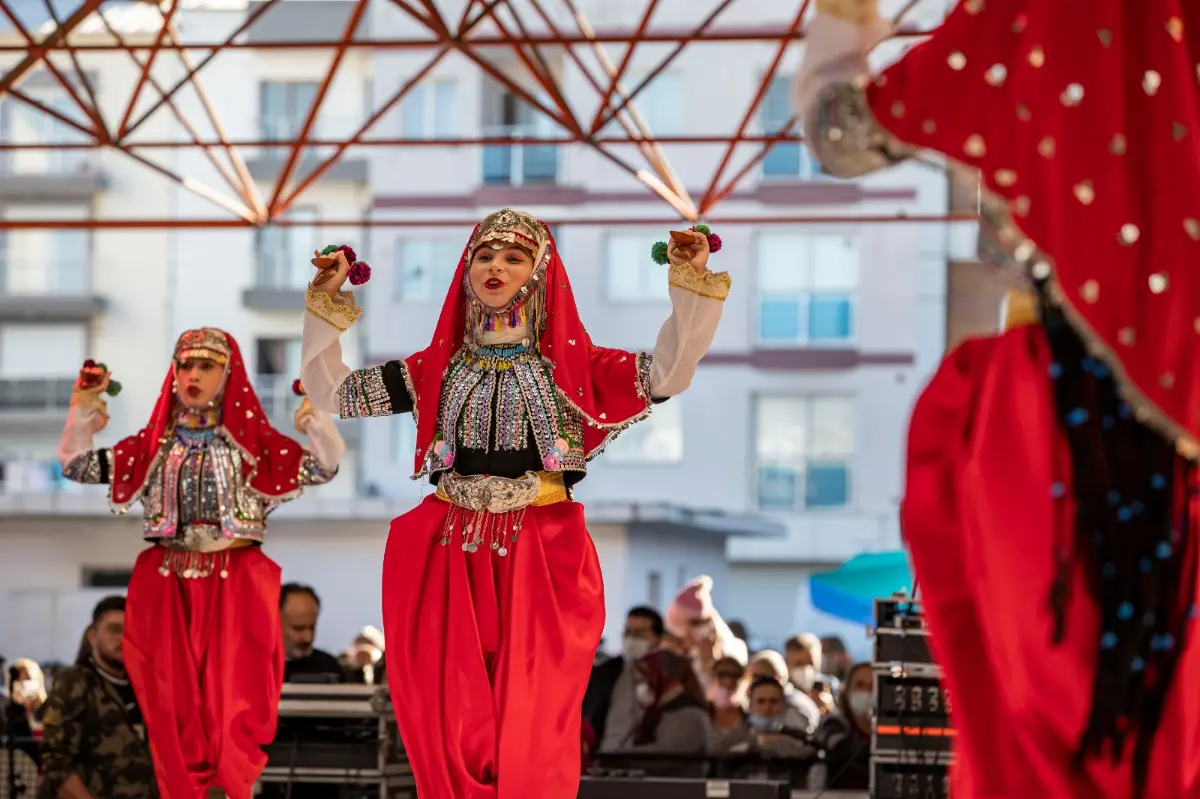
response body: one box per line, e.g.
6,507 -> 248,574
797,2 -> 1200,797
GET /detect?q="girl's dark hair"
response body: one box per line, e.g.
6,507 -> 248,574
1036,280 -> 1196,795
834,662 -> 873,720
633,650 -> 707,745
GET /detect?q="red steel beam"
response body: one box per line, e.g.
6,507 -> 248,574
37,0 -> 110,142
0,213 -> 978,230
0,28 -> 934,53
587,0 -> 661,135
0,0 -> 104,93
116,0 -> 179,139
0,135 -> 794,148
268,0 -> 370,216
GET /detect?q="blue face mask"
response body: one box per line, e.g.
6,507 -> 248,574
747,714 -> 781,732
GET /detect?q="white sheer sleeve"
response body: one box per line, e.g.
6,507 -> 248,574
646,263 -> 731,399
300,284 -> 363,415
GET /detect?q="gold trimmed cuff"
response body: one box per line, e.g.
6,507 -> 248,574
306,284 -> 364,332
667,263 -> 732,302
70,390 -> 110,428
816,0 -> 879,25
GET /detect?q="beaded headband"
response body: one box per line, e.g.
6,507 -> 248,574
174,328 -> 231,365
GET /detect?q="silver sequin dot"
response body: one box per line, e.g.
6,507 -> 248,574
948,51 -> 967,70
1080,280 -> 1100,303
1144,71 -> 1162,95
1120,224 -> 1141,244
985,63 -> 1007,86
1149,273 -> 1169,293
1060,83 -> 1084,106
1031,261 -> 1052,280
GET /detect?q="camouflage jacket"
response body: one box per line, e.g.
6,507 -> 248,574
37,663 -> 157,799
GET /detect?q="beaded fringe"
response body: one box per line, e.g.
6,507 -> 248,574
439,506 -> 526,557
158,548 -> 232,579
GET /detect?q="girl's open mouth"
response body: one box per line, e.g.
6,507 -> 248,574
186,386 -> 201,398
485,278 -> 503,289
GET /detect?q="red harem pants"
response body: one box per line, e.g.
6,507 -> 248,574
123,544 -> 285,799
382,494 -> 606,799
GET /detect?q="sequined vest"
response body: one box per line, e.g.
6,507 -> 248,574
428,342 -> 587,475
140,426 -> 269,550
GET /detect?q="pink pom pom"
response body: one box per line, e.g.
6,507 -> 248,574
337,244 -> 358,264
706,233 -> 723,253
348,262 -> 372,286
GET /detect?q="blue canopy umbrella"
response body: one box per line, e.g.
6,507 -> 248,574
809,551 -> 913,626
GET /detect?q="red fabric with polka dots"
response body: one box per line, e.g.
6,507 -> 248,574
867,0 -> 1200,443
403,224 -> 650,476
109,330 -> 305,506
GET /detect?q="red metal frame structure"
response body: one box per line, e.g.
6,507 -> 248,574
0,0 -> 951,229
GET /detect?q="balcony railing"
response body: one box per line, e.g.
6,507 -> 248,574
0,377 -> 73,412
0,260 -> 91,295
0,148 -> 94,176
481,125 -> 558,186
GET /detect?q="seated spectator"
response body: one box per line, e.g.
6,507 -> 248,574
810,677 -> 836,717
746,650 -> 820,734
280,583 -> 344,683
584,606 -> 664,753
814,662 -> 874,790
783,633 -> 822,694
707,656 -> 746,731
342,625 -> 386,685
709,677 -> 815,785
38,595 -> 156,799
625,650 -> 711,753
820,635 -> 853,683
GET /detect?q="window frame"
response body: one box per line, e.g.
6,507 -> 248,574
604,398 -> 685,465
394,237 -> 464,303
603,229 -> 671,304
400,79 -> 461,139
751,394 -> 855,513
753,230 -> 860,348
758,74 -> 835,182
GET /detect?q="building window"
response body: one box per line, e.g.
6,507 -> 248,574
260,81 -> 319,141
756,232 -> 858,345
647,571 -> 662,609
393,415 -> 416,464
81,568 -> 133,588
395,238 -> 463,302
605,231 -> 669,302
601,72 -> 685,137
0,323 -> 84,412
482,84 -> 559,186
254,338 -> 302,422
759,76 -> 830,181
755,396 -> 854,511
400,79 -> 460,139
256,207 -> 321,290
605,399 -> 683,463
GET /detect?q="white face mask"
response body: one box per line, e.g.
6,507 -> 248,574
790,665 -> 816,692
12,680 -> 37,702
635,683 -> 656,707
622,636 -> 652,663
848,690 -> 874,718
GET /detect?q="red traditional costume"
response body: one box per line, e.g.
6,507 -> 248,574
300,209 -> 730,798
796,1 -> 1200,797
57,328 -> 345,799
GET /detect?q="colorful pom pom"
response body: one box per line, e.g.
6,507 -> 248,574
348,261 -> 372,286
706,232 -> 723,253
106,381 -> 122,397
83,358 -> 97,369
320,244 -> 338,256
650,241 -> 670,265
292,379 -> 305,397
693,224 -> 711,235
337,244 -> 358,264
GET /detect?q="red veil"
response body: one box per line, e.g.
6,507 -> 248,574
109,329 -> 306,508
402,215 -> 652,477
863,0 -> 1200,450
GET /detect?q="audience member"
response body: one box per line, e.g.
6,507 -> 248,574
707,656 -> 746,731
38,595 -> 156,799
819,635 -> 853,683
341,625 -> 386,685
584,606 -> 664,752
665,577 -> 748,684
745,650 -> 820,734
708,677 -> 815,771
7,657 -> 48,731
783,633 -> 822,694
280,583 -> 344,683
815,662 -> 874,790
625,650 -> 711,753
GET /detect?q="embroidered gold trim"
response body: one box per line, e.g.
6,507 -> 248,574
667,263 -> 732,301
816,0 -> 879,26
306,284 -> 363,332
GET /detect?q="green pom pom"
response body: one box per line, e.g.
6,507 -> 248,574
106,381 -> 122,397
693,224 -> 710,235
96,362 -> 107,371
650,240 -> 669,265
320,244 -> 338,255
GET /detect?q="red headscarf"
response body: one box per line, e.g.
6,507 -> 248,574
861,0 -> 1200,452
109,328 -> 306,509
403,211 -> 651,477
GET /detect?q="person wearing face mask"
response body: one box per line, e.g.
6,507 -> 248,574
709,677 -> 815,782
56,330 -> 345,799
745,650 -> 820,735
783,632 -> 823,695
625,650 -> 711,754
584,606 -> 665,754
707,656 -> 747,730
814,662 -> 874,791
